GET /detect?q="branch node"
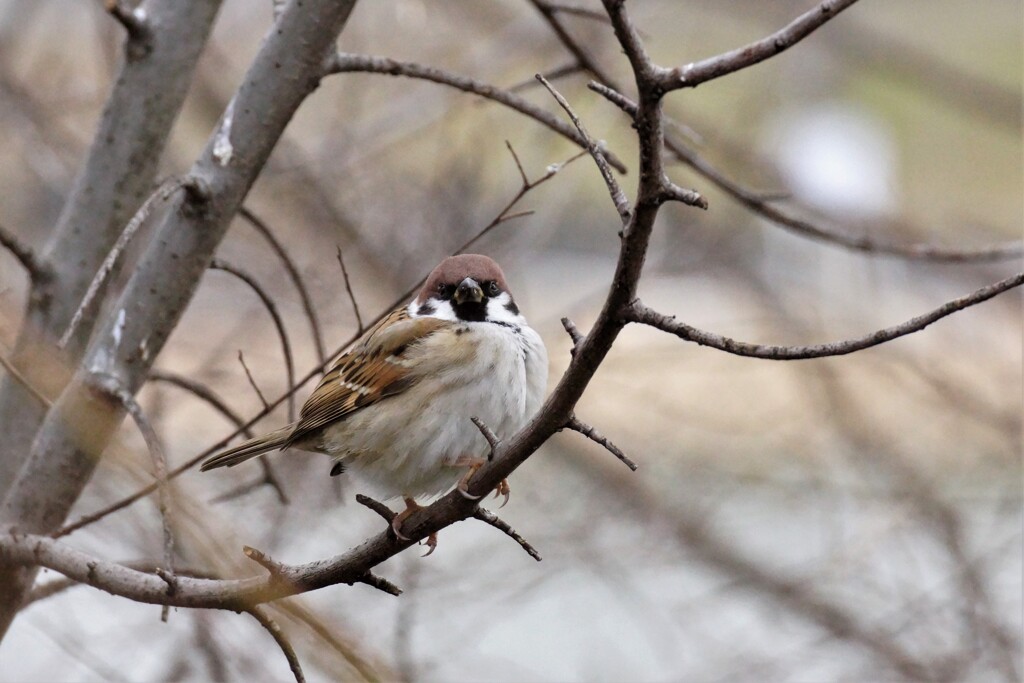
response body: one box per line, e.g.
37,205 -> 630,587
661,179 -> 708,210
472,508 -> 542,562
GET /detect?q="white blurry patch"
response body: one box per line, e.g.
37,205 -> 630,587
766,103 -> 897,219
212,98 -> 235,166
111,308 -> 126,349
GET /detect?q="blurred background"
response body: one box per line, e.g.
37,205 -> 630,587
0,1 -> 1020,681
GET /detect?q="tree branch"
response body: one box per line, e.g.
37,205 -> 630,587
246,607 -> 306,683
324,52 -> 627,173
564,414 -> 637,471
662,0 -> 862,90
625,271 -> 1024,360
209,258 -> 297,421
238,206 -> 327,365
535,74 -> 633,226
0,222 -> 51,284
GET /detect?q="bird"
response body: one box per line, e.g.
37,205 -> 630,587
201,254 -> 548,553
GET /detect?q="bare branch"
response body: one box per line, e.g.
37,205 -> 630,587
236,350 -> 270,411
505,140 -> 530,187
506,62 -> 582,94
564,414 -> 637,471
535,74 -> 632,227
356,573 -> 402,597
91,374 -> 175,621
0,349 -> 51,407
536,0 -> 610,24
149,371 -> 288,504
626,271 -> 1024,360
325,52 -> 627,173
663,0 -> 862,90
660,179 -> 708,210
470,417 -> 502,460
60,176 -> 196,350
355,494 -> 396,524
472,508 -> 542,562
238,206 -> 326,365
246,607 -> 306,683
211,258 -> 296,421
243,545 -> 289,578
560,317 -> 585,356
335,247 -> 364,334
0,221 -> 51,284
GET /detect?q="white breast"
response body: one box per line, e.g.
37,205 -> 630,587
321,321 -> 548,499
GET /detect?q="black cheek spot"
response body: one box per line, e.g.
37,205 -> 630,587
417,302 -> 436,316
330,461 -> 346,476
505,300 -> 520,315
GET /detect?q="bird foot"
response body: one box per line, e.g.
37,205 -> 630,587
391,497 -> 438,557
453,456 -> 510,508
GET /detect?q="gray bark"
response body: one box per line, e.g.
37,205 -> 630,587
0,0 -> 359,643
0,0 -> 223,497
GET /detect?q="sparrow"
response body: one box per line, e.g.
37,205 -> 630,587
201,254 -> 548,553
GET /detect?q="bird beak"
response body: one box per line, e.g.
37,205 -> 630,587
454,277 -> 484,305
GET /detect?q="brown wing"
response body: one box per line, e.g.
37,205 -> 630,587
285,308 -> 450,446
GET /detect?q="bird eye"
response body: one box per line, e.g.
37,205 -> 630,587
437,283 -> 455,299
487,281 -> 500,296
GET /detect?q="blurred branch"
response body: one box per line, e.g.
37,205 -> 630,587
148,371 -> 288,504
60,176 -> 202,350
239,206 -> 327,365
0,350 -> 50,407
92,374 -> 175,622
103,0 -> 150,48
335,247 -> 364,334
625,271 -> 1024,360
236,350 -> 270,410
324,52 -> 627,173
661,0 -> 861,90
589,82 -> 1024,263
246,607 -> 305,683
210,258 -> 297,421
0,222 -> 52,284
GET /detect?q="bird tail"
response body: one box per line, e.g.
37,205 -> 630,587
200,426 -> 294,471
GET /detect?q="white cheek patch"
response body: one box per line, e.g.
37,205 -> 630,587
410,297 -> 459,322
485,292 -> 527,325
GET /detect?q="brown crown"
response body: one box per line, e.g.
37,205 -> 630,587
416,254 -> 511,302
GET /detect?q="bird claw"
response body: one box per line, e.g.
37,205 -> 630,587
391,497 -> 440,557
420,534 -> 438,557
455,457 -> 511,505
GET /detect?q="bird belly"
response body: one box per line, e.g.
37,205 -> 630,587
319,322 -> 547,500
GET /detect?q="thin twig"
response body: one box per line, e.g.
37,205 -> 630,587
243,545 -> 289,578
664,0 -> 862,90
149,371 -> 288,504
470,416 -> 501,460
239,206 -> 326,365
0,221 -> 51,283
564,414 -> 637,471
325,52 -> 627,173
506,62 -> 582,94
560,317 -> 585,356
505,140 -> 530,186
246,607 -> 306,683
0,349 -> 51,406
626,271 -> 1024,360
236,350 -> 270,410
211,258 -> 296,421
539,0 -> 611,24
335,246 -> 364,333
357,573 -> 403,596
355,494 -> 396,523
60,176 -> 192,349
535,74 -> 632,227
472,508 -> 542,562
93,374 -> 175,621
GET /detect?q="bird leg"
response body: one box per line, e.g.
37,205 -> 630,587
453,456 -> 511,508
391,497 -> 437,556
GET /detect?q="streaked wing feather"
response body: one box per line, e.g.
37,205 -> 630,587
286,309 -> 450,445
